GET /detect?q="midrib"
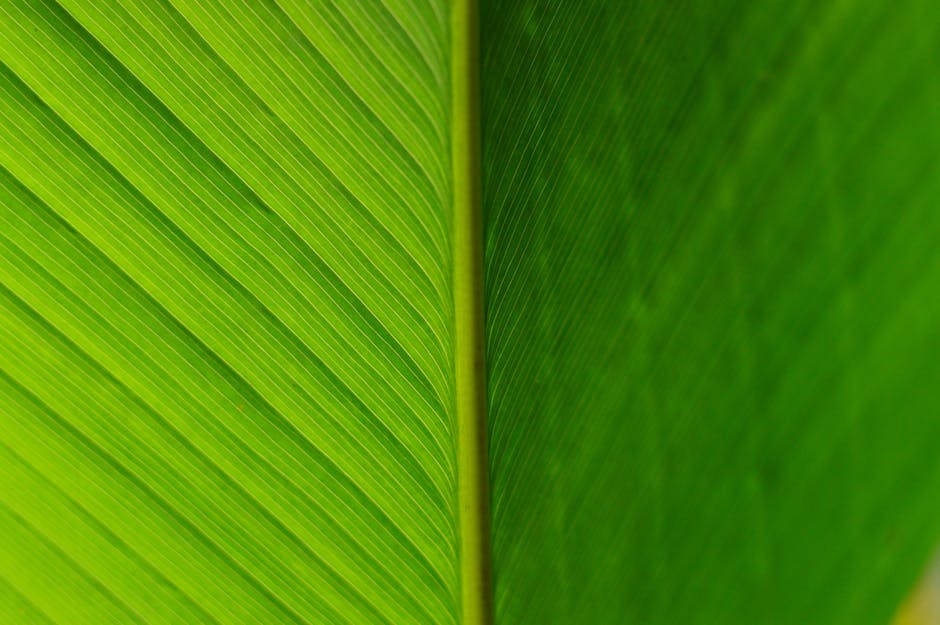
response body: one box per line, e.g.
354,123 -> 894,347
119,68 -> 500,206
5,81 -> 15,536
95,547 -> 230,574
450,0 -> 492,624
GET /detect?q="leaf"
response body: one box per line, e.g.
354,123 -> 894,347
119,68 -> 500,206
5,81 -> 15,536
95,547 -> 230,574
0,1 -> 462,624
2,1 -> 940,625
481,0 -> 940,624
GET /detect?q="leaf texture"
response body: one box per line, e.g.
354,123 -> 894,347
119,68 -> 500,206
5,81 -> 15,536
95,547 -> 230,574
482,0 -> 940,624
0,1 -> 460,624
3,1 -> 940,624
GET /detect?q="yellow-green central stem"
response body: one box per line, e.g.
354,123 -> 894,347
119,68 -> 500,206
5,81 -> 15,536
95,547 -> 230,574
451,0 -> 492,623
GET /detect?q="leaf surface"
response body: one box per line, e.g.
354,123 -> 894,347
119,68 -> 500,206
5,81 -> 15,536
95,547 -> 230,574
0,1 -> 460,624
481,1 -> 940,624
3,1 -> 940,624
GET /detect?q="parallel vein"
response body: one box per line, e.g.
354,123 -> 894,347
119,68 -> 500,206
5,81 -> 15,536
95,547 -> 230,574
0,1 -> 462,623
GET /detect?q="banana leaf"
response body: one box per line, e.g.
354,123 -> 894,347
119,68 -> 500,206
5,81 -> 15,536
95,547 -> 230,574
0,1 -> 938,624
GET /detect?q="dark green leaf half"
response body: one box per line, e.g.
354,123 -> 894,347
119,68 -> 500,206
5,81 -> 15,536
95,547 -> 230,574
482,1 -> 940,623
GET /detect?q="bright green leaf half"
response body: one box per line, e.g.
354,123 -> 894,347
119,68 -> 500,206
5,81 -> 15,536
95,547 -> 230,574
482,0 -> 940,624
0,1 -> 460,624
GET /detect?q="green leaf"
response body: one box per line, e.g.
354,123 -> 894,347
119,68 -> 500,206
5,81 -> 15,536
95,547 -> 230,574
482,0 -> 940,624
0,1 -> 461,623
2,1 -> 940,625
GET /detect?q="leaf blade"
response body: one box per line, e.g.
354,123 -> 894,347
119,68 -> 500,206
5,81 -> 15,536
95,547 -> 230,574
0,1 -> 459,623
